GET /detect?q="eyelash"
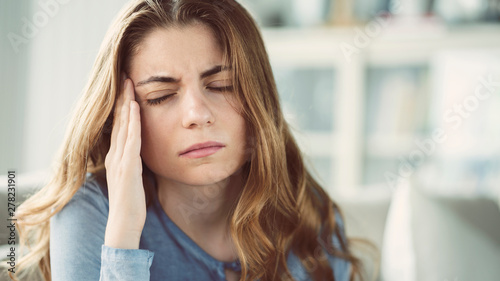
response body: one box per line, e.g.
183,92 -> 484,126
146,94 -> 174,106
145,86 -> 234,106
207,85 -> 233,92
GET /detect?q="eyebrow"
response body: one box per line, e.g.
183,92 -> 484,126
136,65 -> 230,87
201,65 -> 230,79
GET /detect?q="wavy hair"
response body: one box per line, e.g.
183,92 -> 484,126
12,0 -> 363,280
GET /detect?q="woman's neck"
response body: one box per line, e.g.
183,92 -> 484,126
155,172 -> 243,262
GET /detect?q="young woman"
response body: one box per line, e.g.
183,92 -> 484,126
14,0 -> 362,280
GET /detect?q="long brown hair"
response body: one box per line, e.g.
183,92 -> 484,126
12,0 -> 363,280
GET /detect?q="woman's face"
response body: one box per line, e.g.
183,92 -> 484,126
128,23 -> 248,186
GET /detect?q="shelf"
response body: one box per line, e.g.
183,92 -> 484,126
262,23 -> 500,194
262,23 -> 500,66
437,139 -> 500,158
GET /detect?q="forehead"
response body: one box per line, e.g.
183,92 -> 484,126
129,23 -> 223,77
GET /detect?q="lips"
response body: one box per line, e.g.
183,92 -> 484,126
179,141 -> 225,158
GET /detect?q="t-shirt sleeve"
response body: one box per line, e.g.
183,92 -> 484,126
100,245 -> 154,281
286,209 -> 352,281
328,210 -> 351,281
49,176 -> 154,281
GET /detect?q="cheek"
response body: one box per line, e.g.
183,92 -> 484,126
228,114 -> 249,159
219,99 -> 247,150
235,119 -> 247,147
139,110 -> 175,158
230,112 -> 252,162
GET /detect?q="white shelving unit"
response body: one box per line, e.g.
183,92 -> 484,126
262,23 -> 500,197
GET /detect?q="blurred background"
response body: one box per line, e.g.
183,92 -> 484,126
1,0 -> 500,280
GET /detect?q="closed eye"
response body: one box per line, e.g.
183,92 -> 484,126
146,94 -> 175,106
206,85 -> 233,92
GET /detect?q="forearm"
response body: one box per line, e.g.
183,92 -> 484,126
104,217 -> 143,249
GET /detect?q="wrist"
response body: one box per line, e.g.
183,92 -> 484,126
104,220 -> 143,249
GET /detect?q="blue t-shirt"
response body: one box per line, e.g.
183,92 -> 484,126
49,173 -> 350,281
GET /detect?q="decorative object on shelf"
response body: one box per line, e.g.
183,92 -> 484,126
329,0 -> 356,25
389,0 -> 430,17
352,0 -> 389,22
433,0 -> 490,23
237,0 -> 289,27
288,0 -> 331,27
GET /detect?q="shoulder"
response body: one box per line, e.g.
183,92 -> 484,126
56,172 -> 109,219
287,204 -> 351,281
332,206 -> 348,250
49,173 -> 110,280
329,207 -> 351,280
50,172 -> 110,237
330,212 -> 351,280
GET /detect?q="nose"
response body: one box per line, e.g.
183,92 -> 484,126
181,86 -> 215,128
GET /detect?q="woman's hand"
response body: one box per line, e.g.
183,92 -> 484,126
104,76 -> 146,249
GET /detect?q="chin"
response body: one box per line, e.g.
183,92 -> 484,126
189,168 -> 235,186
182,161 -> 245,186
148,156 -> 247,187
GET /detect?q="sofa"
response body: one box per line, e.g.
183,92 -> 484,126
338,180 -> 500,281
1,172 -> 499,281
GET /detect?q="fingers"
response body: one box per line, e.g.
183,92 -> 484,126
125,100 -> 142,160
104,76 -> 146,248
108,77 -> 138,164
109,76 -> 127,152
114,80 -> 131,159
